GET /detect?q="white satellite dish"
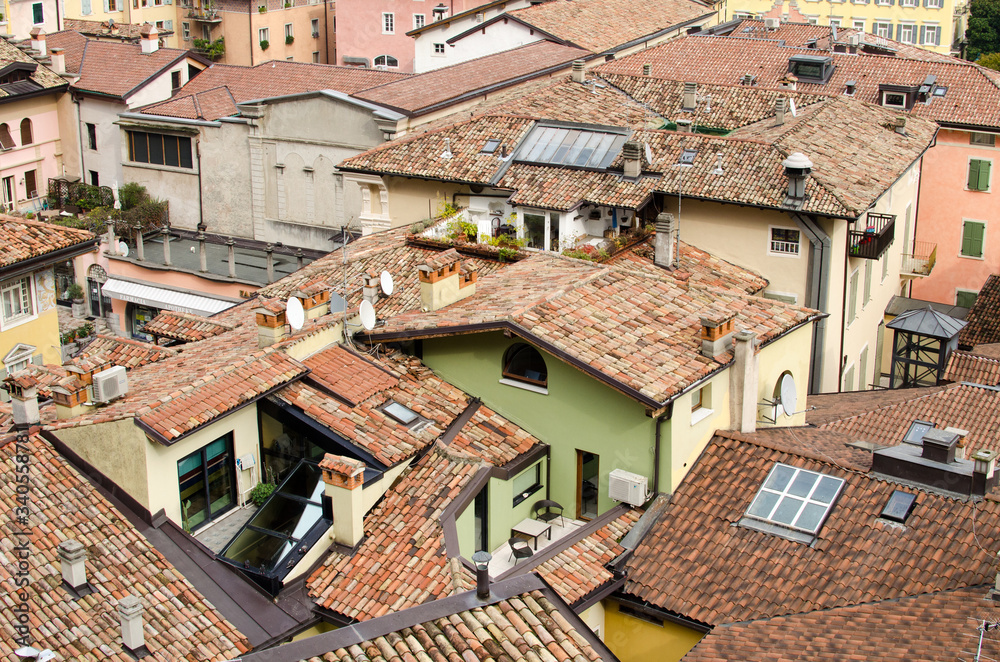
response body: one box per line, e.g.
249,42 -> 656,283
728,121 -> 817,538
359,299 -> 376,331
779,373 -> 797,417
117,240 -> 129,256
286,296 -> 305,331
789,98 -> 798,117
379,270 -> 394,296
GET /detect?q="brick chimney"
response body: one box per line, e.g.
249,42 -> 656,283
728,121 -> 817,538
294,279 -> 331,320
700,312 -> 736,359
140,24 -> 159,54
51,376 -> 93,419
253,300 -> 288,348
418,248 -> 477,312
622,140 -> 642,179
729,330 -> 759,434
29,28 -> 46,57
362,270 -> 380,307
653,212 -> 676,269
3,373 -> 40,429
49,47 -> 66,74
571,59 -> 586,84
319,454 -> 366,548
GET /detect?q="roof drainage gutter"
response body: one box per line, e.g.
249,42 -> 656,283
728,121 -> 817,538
790,212 -> 830,394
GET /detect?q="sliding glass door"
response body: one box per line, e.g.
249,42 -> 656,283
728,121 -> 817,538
178,433 -> 235,532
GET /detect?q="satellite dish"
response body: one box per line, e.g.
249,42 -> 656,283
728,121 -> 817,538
359,299 -> 376,331
789,98 -> 798,117
379,270 -> 394,296
779,373 -> 797,417
117,241 -> 129,256
286,296 -> 305,331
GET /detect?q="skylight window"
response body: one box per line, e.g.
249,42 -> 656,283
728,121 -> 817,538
515,123 -> 628,170
383,401 -> 419,425
881,489 -> 916,523
903,420 -> 933,445
678,148 -> 697,166
481,139 -> 500,154
746,463 -> 844,535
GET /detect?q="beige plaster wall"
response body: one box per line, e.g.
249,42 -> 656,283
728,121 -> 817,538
53,418 -> 152,510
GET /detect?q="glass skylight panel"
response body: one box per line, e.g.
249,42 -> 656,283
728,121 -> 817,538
481,139 -> 500,154
881,489 -> 917,523
903,420 -> 933,445
515,124 -> 627,169
746,463 -> 844,534
383,401 -> 418,424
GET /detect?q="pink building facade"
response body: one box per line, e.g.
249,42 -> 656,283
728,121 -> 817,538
910,128 -> 1000,308
334,0 -> 478,71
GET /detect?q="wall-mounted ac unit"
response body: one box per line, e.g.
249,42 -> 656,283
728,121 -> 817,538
764,17 -> 780,30
609,468 -> 648,506
92,365 -> 128,403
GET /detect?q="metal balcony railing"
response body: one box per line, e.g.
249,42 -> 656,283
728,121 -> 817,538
187,7 -> 221,21
901,240 -> 937,277
848,212 -> 895,260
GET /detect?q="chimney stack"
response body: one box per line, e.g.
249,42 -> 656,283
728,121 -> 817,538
893,116 -> 907,135
418,249 -> 477,312
58,540 -> 89,593
49,47 -> 66,74
3,373 -> 40,429
782,152 -> 812,202
773,97 -> 787,126
140,24 -> 159,54
700,312 -> 737,359
778,73 -> 798,90
622,140 -> 642,179
729,330 -> 759,434
295,279 -> 332,320
29,28 -> 46,57
319,454 -> 366,548
675,118 -> 693,133
253,300 -> 288,348
973,449 -> 1000,495
472,551 -> 492,599
118,596 -> 147,657
642,63 -> 651,76
362,270 -> 380,307
682,82 -> 697,111
653,212 -> 676,269
571,59 -> 586,84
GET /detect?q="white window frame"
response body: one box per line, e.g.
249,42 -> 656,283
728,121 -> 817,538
805,15 -> 819,23
829,18 -> 842,27
311,17 -> 319,35
922,23 -> 941,44
3,343 -> 35,376
882,90 -> 908,108
382,12 -> 394,34
898,22 -> 917,43
259,27 -> 269,42
873,20 -> 891,36
413,13 -> 425,29
690,384 -> 714,426
768,226 -> 802,257
926,0 -> 942,7
432,42 -> 445,55
285,23 -> 293,38
1,275 -> 36,329
853,19 -> 866,29
182,21 -> 190,40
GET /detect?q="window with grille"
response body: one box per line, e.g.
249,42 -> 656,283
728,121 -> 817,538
127,130 -> 193,169
769,227 -> 800,255
382,12 -> 394,33
1,276 -> 33,324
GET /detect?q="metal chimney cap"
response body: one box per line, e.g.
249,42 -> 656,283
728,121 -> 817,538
471,551 -> 492,568
782,152 -> 813,170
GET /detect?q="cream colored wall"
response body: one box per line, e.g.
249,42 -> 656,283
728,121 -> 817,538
211,5 -> 326,66
756,324 -> 812,427
53,418 -> 152,509
383,175 -> 466,229
362,460 -> 409,512
579,602 -> 607,641
144,404 -> 262,524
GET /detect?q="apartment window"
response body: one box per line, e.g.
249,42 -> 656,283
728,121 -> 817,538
874,21 -> 891,37
283,23 -> 292,39
127,130 -> 194,169
921,24 -> 941,45
24,170 -> 36,198
806,15 -> 818,24
848,269 -> 859,323
968,159 -> 992,192
86,123 -> 97,150
3,344 -> 34,376
155,21 -> 164,31
853,19 -> 866,29
433,42 -> 445,55
829,18 -> 842,28
864,260 -> 872,303
691,384 -> 714,425
0,123 -> 13,150
413,13 -> 425,28
971,132 -> 997,146
512,462 -> 542,506
502,343 -> 547,389
108,0 -> 118,10
312,51 -> 320,62
202,24 -> 211,40
171,71 -> 182,92
926,0 -> 942,7
373,54 -> 398,68
18,118 -> 32,145
259,27 -> 269,42
182,21 -> 191,40
882,91 -> 907,108
382,12 -> 394,34
32,2 -> 43,24
960,220 -> 986,258
1,276 -> 34,325
898,23 -> 917,43
89,170 -> 99,186
901,0 -> 917,7
769,227 -> 800,255
957,289 -> 979,308
311,18 -> 319,36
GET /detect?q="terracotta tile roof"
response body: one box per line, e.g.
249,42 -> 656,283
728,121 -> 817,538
354,42 -> 589,116
600,73 -> 828,131
10,363 -> 70,399
960,275 -> 1000,347
685,585 -> 1000,662
506,0 -> 712,53
597,34 -> 1000,129
945,350 -> 1000,385
302,345 -> 397,404
76,334 -> 177,369
449,402 -> 540,466
610,239 -> 769,295
0,433 -> 250,659
141,310 -> 235,342
0,37 -> 67,97
0,216 -> 95,269
140,61 -> 409,121
727,19 -> 837,46
805,385 -> 950,426
372,252 -> 817,407
817,382 -> 1000,457
47,31 -> 192,98
529,508 -> 641,606
63,18 -> 172,40
307,444 -> 484,620
303,588 -> 606,662
624,429 -> 1000,626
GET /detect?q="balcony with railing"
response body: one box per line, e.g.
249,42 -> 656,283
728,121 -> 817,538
848,212 -> 895,260
901,240 -> 937,278
187,6 -> 222,22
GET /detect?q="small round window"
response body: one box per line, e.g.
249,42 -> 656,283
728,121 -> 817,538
502,343 -> 547,387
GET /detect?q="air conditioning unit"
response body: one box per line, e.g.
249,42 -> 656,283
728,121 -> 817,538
92,365 -> 128,403
764,17 -> 780,29
847,33 -> 860,46
609,468 -> 649,506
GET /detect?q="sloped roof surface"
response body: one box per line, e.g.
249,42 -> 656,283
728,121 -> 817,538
960,275 -> 1000,347
141,310 -> 234,342
76,334 -> 177,369
624,429 -> 1000,626
0,216 -> 95,268
0,37 -> 66,97
886,305 -> 967,338
945,350 -> 1000,385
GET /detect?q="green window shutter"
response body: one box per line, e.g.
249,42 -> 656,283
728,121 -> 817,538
969,159 -> 981,190
979,160 -> 991,191
957,290 -> 978,308
849,271 -> 859,321
962,221 -> 984,257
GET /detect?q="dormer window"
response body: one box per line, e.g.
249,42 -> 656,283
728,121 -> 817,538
883,92 -> 907,108
787,54 -> 835,84
878,84 -> 918,110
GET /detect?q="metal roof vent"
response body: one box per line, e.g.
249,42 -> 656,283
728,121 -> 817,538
781,152 -> 812,206
440,137 -> 452,160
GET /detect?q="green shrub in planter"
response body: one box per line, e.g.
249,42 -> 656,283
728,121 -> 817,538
260,39 -> 269,50
66,283 -> 85,301
249,481 -> 276,506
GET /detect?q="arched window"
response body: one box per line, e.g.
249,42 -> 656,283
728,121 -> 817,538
373,54 -> 398,68
19,118 -> 32,145
0,123 -> 14,150
502,343 -> 547,387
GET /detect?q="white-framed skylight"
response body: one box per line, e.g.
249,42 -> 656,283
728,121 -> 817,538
382,401 -> 419,425
745,463 -> 844,535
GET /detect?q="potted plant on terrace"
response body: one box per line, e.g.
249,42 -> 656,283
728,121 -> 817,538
67,282 -> 86,318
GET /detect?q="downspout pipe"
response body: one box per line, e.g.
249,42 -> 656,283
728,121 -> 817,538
652,410 -> 668,494
790,212 -> 831,394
